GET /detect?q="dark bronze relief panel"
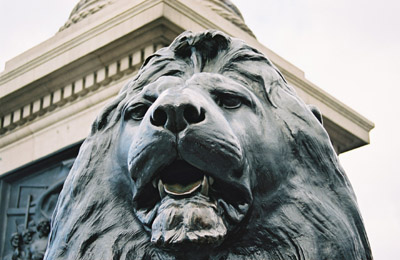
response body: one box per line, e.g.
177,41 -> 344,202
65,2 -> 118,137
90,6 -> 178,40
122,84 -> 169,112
0,144 -> 80,260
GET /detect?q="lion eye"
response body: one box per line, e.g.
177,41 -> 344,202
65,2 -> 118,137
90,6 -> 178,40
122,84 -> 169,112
218,94 -> 242,109
126,103 -> 150,121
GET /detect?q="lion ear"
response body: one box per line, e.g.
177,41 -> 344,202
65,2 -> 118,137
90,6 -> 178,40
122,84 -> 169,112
308,104 -> 323,124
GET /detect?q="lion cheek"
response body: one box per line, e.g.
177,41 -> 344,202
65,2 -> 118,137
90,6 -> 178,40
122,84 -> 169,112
150,196 -> 227,247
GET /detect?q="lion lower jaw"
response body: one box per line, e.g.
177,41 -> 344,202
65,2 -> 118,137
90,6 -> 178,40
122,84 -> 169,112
150,194 -> 227,247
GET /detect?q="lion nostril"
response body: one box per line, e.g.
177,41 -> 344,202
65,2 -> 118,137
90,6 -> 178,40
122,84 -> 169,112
183,105 -> 205,124
151,103 -> 205,132
151,108 -> 167,127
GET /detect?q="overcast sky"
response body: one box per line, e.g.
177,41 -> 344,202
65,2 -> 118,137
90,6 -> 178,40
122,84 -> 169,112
1,0 -> 399,259
232,1 -> 400,259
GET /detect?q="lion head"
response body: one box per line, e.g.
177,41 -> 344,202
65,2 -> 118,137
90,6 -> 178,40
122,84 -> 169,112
45,31 -> 372,259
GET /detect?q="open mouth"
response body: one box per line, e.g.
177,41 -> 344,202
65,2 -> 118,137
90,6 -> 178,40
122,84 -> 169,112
133,158 -> 251,247
154,160 -> 214,198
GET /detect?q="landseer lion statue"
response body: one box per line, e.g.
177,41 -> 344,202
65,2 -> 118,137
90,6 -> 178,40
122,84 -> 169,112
45,31 -> 372,260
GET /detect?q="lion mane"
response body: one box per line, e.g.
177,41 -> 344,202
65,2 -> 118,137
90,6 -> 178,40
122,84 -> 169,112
45,31 -> 372,260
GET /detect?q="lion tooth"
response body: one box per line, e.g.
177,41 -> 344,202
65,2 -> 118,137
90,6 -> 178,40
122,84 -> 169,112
209,176 -> 214,185
152,179 -> 157,188
158,179 -> 166,199
200,175 -> 209,196
163,180 -> 202,196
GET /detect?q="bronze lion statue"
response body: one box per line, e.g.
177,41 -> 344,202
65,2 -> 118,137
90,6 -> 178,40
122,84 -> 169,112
45,31 -> 372,259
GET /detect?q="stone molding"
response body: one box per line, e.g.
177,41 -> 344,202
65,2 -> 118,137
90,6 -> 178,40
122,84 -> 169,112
0,43 -> 164,140
280,66 -> 374,137
285,69 -> 373,132
0,0 -> 164,95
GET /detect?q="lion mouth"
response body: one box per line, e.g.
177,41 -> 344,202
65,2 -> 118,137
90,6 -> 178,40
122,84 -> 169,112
154,160 -> 213,198
133,159 -> 251,247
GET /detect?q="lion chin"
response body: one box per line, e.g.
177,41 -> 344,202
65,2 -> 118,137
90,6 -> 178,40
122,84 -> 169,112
151,194 -> 226,246
44,30 -> 372,260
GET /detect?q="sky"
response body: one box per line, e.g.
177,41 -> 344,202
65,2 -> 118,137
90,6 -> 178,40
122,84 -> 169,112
232,1 -> 400,259
0,0 -> 399,259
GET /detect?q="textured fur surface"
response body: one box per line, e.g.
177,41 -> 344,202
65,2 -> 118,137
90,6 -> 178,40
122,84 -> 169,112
45,31 -> 372,260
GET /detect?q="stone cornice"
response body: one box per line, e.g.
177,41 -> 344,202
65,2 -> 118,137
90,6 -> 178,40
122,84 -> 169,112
281,66 -> 374,132
0,0 -> 163,97
0,41 -> 164,137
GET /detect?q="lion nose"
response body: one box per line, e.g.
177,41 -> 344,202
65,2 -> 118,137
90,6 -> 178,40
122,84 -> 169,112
150,100 -> 205,133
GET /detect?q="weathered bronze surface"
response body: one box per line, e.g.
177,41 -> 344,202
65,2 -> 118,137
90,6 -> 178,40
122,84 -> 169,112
44,31 -> 372,259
